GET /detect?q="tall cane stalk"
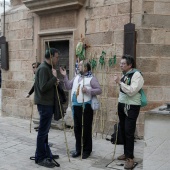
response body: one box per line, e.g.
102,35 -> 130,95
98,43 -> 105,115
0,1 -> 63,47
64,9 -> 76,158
30,101 -> 34,133
99,51 -> 106,138
30,52 -> 38,133
101,67 -> 105,138
48,42 -> 70,162
112,84 -> 119,160
80,60 -> 85,160
91,53 -> 98,137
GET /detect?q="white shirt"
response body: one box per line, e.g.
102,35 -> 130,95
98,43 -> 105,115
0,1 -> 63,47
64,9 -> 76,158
120,71 -> 144,97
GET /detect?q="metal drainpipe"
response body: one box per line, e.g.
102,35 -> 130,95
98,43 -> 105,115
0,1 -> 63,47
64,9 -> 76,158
3,0 -> 5,37
130,0 -> 132,23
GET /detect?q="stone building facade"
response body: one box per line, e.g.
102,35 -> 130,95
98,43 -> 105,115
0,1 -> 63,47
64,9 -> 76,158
1,0 -> 170,137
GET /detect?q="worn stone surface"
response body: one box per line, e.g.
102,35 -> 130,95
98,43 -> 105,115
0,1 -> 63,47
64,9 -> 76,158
143,1 -> 154,14
136,44 -> 170,57
159,59 -> 170,74
40,11 -> 76,30
147,87 -> 163,101
99,18 -> 109,32
105,0 -> 129,5
0,116 -> 144,170
142,14 -> 170,28
144,73 -> 170,86
90,0 -> 104,7
136,58 -> 158,73
162,87 -> 170,101
154,2 -> 170,15
151,29 -> 165,44
0,117 -> 144,170
86,32 -> 114,45
117,2 -> 130,14
86,19 -> 100,34
114,30 -> 124,44
110,15 -> 129,30
137,29 -> 152,43
143,111 -> 170,170
86,5 -> 117,19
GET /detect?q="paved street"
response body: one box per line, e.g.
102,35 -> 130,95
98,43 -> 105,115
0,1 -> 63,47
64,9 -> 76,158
0,116 -> 144,170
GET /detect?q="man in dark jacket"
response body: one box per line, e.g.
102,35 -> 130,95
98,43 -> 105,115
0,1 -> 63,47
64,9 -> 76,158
34,48 -> 59,168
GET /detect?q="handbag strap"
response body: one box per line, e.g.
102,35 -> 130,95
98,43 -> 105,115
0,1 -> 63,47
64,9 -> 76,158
29,156 -> 60,167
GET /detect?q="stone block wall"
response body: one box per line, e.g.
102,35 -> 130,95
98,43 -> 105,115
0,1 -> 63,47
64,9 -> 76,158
1,4 -> 35,119
138,0 -> 170,107
1,0 -> 170,137
136,0 -> 170,135
84,0 -> 170,137
84,0 -> 144,136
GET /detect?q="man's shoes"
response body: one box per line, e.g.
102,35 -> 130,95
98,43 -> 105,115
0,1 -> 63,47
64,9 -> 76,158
72,151 -> 81,158
124,158 -> 134,169
117,154 -> 126,160
52,154 -> 59,159
82,154 -> 90,159
38,158 -> 56,168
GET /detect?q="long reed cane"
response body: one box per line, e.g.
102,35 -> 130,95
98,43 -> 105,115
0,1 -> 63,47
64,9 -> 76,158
81,61 -> 85,160
92,53 -> 98,136
112,84 -> 119,160
104,55 -> 111,139
30,101 -> 34,133
105,83 -> 119,167
101,64 -> 105,138
30,52 -> 38,133
48,42 -> 70,162
98,50 -> 106,138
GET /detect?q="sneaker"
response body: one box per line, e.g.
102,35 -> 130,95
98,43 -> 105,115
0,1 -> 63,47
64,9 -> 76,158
124,158 -> 134,169
38,158 -> 56,168
117,154 -> 126,160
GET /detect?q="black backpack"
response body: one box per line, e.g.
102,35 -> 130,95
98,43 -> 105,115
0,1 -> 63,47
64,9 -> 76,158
111,123 -> 124,145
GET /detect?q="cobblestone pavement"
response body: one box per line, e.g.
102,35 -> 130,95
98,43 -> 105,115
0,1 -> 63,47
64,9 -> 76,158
0,116 -> 144,170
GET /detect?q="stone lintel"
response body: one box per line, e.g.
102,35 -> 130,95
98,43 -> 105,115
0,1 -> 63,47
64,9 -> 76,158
23,0 -> 86,15
38,29 -> 75,37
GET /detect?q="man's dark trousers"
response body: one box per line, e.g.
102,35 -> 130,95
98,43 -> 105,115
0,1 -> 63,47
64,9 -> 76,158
73,104 -> 93,155
118,103 -> 140,159
36,104 -> 53,161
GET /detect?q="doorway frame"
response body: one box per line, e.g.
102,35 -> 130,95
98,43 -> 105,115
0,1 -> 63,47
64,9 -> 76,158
38,32 -> 74,80
38,32 -> 75,108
